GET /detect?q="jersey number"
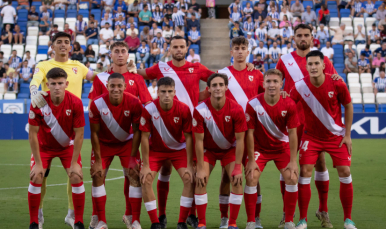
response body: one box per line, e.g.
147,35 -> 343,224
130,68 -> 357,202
300,141 -> 309,151
247,151 -> 261,161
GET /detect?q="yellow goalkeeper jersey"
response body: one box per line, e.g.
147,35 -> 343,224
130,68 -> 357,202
30,59 -> 90,98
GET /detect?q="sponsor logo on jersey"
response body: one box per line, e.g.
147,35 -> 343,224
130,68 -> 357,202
154,115 -> 160,120
225,116 -> 231,122
72,67 -> 78,74
34,68 -> 39,74
89,110 -> 93,118
288,62 -> 294,66
192,118 -> 197,127
328,91 -> 334,98
304,93 -> 310,97
164,68 -> 170,72
29,110 -> 35,119
140,117 -> 146,125
348,156 -> 351,161
174,117 -> 179,123
245,113 -> 250,122
281,111 -> 287,117
129,80 -> 134,86
205,116 -> 212,121
44,112 -> 51,116
124,110 -> 130,117
66,109 -> 71,116
249,75 -> 253,81
189,68 -> 194,73
258,112 -> 264,116
102,108 -> 109,116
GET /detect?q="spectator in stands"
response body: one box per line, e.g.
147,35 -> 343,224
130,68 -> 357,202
358,53 -> 370,74
290,0 -> 304,17
114,0 -> 127,13
1,24 -> 13,44
255,22 -> 267,45
101,13 -> 113,28
0,52 -> 6,64
292,16 -> 301,27
361,44 -> 372,59
0,61 -> 5,78
362,0 -> 376,21
267,1 -> 278,13
84,45 -> 97,63
344,52 -> 358,73
150,41 -> 161,64
187,12 -> 200,31
188,26 -> 201,53
4,70 -> 17,92
18,60 -> 32,84
1,0 -> 16,30
376,4 -> 386,25
279,6 -> 293,22
373,71 -> 386,95
255,0 -> 268,14
314,0 -> 325,11
281,41 -> 294,55
331,24 -> 346,45
46,25 -> 59,46
67,0 -> 78,10
174,25 -> 185,37
53,0 -> 66,10
172,6 -> 185,29
375,43 -> 386,57
139,0 -> 150,11
27,6 -> 39,27
338,0 -> 351,11
351,0 -> 363,17
102,0 -> 114,8
23,51 -> 36,68
85,22 -> 99,45
268,41 -> 281,63
354,24 -> 366,45
368,23 -> 380,44
160,42 -> 169,61
127,0 -> 140,17
302,6 -> 317,26
162,25 -> 174,43
71,42 -> 85,62
280,22 -> 293,45
228,6 -> 242,29
95,62 -> 104,72
242,2 -> 253,18
243,16 -> 254,33
267,21 -> 280,46
63,23 -> 75,43
162,15 -> 173,28
252,54 -> 265,73
152,0 -> 163,12
253,41 -> 268,62
115,14 -> 126,27
40,6 -> 52,22
148,79 -> 158,99
316,24 -> 329,44
163,0 -> 174,12
246,32 -> 257,57
139,4 -> 152,26
127,17 -> 138,29
279,15 -> 292,28
187,48 -> 200,63
136,40 -> 150,64
8,50 -> 22,70
189,0 -> 202,14
12,25 -> 24,44
267,6 -> 280,21
75,15 -> 87,36
17,0 -> 29,10
230,21 -> 244,39
124,32 -> 140,53
153,5 -> 164,26
150,23 -> 162,39
252,6 -> 266,25
126,23 -> 139,37
89,14 -> 99,28
99,23 -> 114,45
379,24 -> 386,40
321,41 -> 334,62
4,63 -> 15,77
97,54 -> 111,68
372,52 -> 385,70
228,0 -> 241,14
140,26 -> 151,43
345,40 -> 357,58
151,31 -> 166,48
318,5 -> 330,25
113,24 -> 125,41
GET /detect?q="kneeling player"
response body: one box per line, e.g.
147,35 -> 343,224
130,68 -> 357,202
289,51 -> 356,229
244,69 -> 299,229
28,68 -> 86,229
89,73 -> 143,229
193,73 -> 247,229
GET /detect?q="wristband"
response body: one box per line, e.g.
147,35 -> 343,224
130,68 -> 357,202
128,156 -> 138,169
231,163 -> 242,176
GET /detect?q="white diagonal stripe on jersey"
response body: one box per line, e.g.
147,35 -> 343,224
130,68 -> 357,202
280,53 -> 304,83
218,67 -> 249,111
196,102 -> 233,149
96,72 -> 110,88
295,80 -> 346,136
248,98 -> 289,142
145,102 -> 186,150
94,97 -> 133,142
40,105 -> 71,147
159,61 -> 194,114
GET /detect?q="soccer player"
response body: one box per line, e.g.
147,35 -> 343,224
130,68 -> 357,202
87,41 -> 152,229
29,32 -> 98,228
140,77 -> 195,229
28,68 -> 86,229
244,69 -> 299,229
193,73 -> 247,229
289,51 -> 355,229
89,73 -> 143,229
276,24 -> 341,228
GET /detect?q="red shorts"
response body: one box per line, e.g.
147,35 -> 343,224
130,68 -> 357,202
149,149 -> 187,172
204,147 -> 236,167
90,140 -> 140,169
30,145 -> 82,169
299,135 -> 351,167
297,123 -> 304,149
243,149 -> 290,172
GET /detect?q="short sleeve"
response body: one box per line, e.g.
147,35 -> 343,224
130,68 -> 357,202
233,106 -> 248,133
88,77 -> 104,100
145,63 -> 160,80
73,99 -> 86,128
336,81 -> 352,105
139,106 -> 152,132
257,70 -> 265,94
275,58 -> 285,80
289,86 -> 300,103
182,105 -> 192,133
286,99 -> 300,129
198,63 -> 214,82
131,99 -> 143,124
28,105 -> 42,126
245,103 -> 256,130
192,108 -> 204,133
79,62 -> 90,80
89,101 -> 101,124
30,61 -> 47,88
135,74 -> 153,104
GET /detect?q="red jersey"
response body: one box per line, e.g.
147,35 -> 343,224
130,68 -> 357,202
246,94 -> 299,153
28,91 -> 85,152
88,71 -> 153,105
89,92 -> 142,145
290,74 -> 351,141
192,98 -> 247,152
140,99 -> 192,152
64,29 -> 74,40
146,61 -> 214,113
218,65 -> 264,111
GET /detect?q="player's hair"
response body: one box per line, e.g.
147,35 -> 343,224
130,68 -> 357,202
231,37 -> 249,48
264,69 -> 283,79
108,73 -> 125,82
294,23 -> 312,35
51,32 -> 72,43
207,73 -> 228,87
110,41 -> 129,51
170,35 -> 186,45
46,67 -> 68,80
306,50 -> 325,61
157,77 -> 175,88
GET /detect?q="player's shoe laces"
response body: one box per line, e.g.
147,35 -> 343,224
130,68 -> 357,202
295,219 -> 307,229
284,222 -> 296,229
344,219 -> 357,229
95,221 -> 108,229
278,213 -> 285,228
29,222 -> 39,229
186,214 -> 199,228
219,217 -> 229,228
122,215 -> 132,229
132,220 -> 142,229
65,215 -> 75,228
150,223 -> 162,229
315,210 -> 333,228
74,221 -> 86,229
255,217 -> 263,228
89,215 -> 99,229
177,222 -> 189,229
245,222 -> 255,229
159,215 -> 167,228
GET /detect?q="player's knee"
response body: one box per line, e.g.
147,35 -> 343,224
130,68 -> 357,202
182,173 -> 191,186
337,166 -> 351,177
300,165 -> 313,177
144,174 -> 154,187
160,163 -> 172,175
70,175 -> 82,184
128,175 -> 141,187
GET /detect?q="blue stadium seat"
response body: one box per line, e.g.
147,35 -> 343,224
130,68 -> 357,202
189,44 -> 199,54
341,105 -> 345,113
303,1 -> 313,8
54,9 -> 65,18
81,45 -> 87,51
17,9 -> 28,22
12,1 -> 18,8
81,93 -> 89,99
17,93 -> 30,99
364,104 -> 376,112
248,54 -> 253,63
67,10 -> 78,18
340,9 -> 351,17
80,1 -> 91,8
38,46 -> 49,54
374,1 -> 382,9
264,63 -> 268,71
133,17 -> 138,23
341,73 -> 347,83
270,63 -> 277,69
378,104 -> 386,112
78,9 -> 89,18
353,104 -> 363,113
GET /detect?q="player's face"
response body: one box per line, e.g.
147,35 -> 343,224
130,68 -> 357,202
110,46 -> 129,66
158,85 -> 176,105
170,39 -> 187,61
107,78 -> 126,100
231,44 -> 249,63
46,77 -> 69,97
52,37 -> 72,57
263,74 -> 282,96
294,28 -> 312,51
306,56 -> 325,78
208,77 -> 228,99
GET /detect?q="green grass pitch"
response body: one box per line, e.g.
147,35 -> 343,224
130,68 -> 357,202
0,139 -> 385,228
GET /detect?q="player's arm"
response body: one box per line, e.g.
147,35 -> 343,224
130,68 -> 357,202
29,124 -> 44,182
245,128 -> 260,178
284,127 -> 299,179
140,131 -> 151,184
199,89 -> 210,102
30,64 -> 48,108
341,102 -> 353,155
70,127 -> 84,179
232,131 -> 245,186
131,123 -> 141,158
90,122 -> 103,177
194,132 -> 207,188
184,132 -> 194,183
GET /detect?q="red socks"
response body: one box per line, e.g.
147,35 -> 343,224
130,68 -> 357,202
28,182 -> 42,224
280,174 -> 286,212
124,177 -> 132,216
92,184 -> 107,223
157,174 -> 170,216
244,186 -> 257,222
298,177 -> 311,221
339,175 -> 353,220
195,193 -> 208,226
255,195 -> 262,218
189,198 -> 197,216
71,182 -> 85,224
178,196 -> 193,223
229,193 -> 243,225
284,184 -> 298,223
145,200 -> 159,223
219,195 -> 229,218
129,186 -> 142,223
315,170 -> 329,213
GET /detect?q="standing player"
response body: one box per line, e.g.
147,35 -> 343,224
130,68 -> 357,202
88,73 -> 143,229
193,73 -> 247,229
28,68 -> 86,229
290,51 -> 355,229
140,77 -> 195,229
276,24 -> 341,228
29,32 -> 97,228
87,41 -> 152,229
244,69 -> 299,229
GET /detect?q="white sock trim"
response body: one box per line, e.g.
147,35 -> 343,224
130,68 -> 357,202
129,186 -> 142,198
229,193 -> 243,205
158,173 -> 171,182
144,200 -> 157,211
244,185 -> 257,194
180,196 -> 194,208
194,193 -> 208,205
280,173 -> 285,181
339,175 -> 352,184
299,176 -> 312,184
72,185 -> 85,194
28,183 -> 41,194
67,209 -> 74,217
314,170 -> 329,181
92,184 -> 106,197
256,195 -> 262,204
285,184 -> 298,192
219,195 -> 229,204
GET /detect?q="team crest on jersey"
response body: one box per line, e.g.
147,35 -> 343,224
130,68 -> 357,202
225,116 -> 231,122
328,91 -> 334,98
72,67 -> 78,74
281,111 -> 287,117
66,109 -> 71,116
124,110 -> 130,117
174,117 -> 180,123
249,75 -> 253,81
101,108 -> 109,116
29,110 -> 35,119
189,68 -> 194,73
192,118 -> 197,127
89,110 -> 93,118
140,117 -> 146,126
129,80 -> 134,86
245,113 -> 250,122
34,68 -> 39,74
